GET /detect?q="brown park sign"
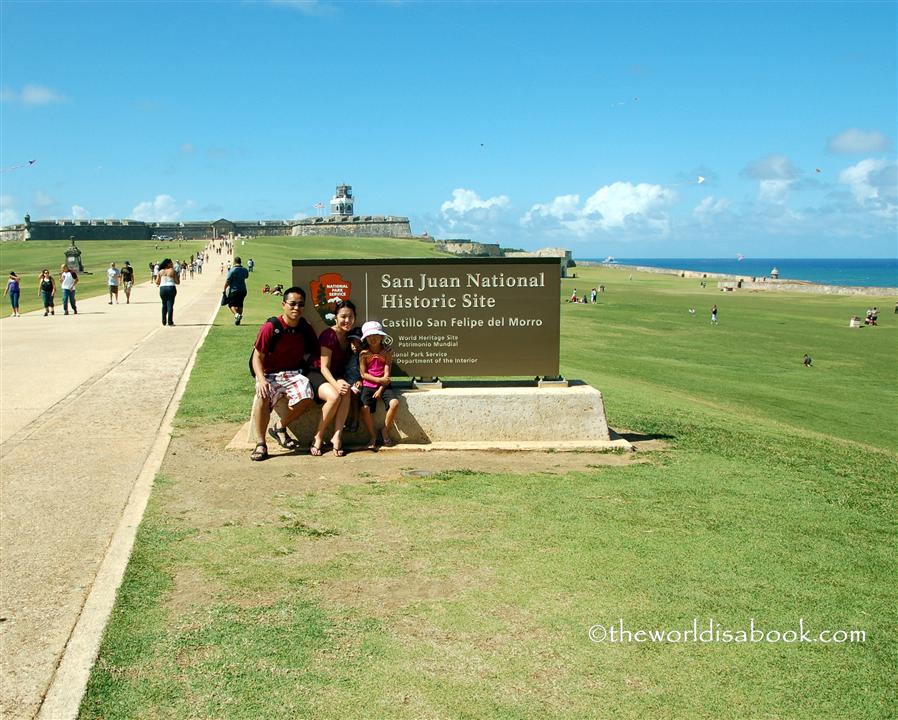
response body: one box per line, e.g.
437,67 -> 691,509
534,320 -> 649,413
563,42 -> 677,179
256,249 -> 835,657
293,258 -> 561,377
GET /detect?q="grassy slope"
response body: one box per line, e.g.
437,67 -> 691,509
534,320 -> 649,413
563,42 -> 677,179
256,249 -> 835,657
81,238 -> 897,719
561,266 -> 897,451
0,239 -> 205,313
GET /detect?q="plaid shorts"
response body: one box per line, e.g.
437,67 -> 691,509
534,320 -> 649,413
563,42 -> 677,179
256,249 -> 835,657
259,371 -> 312,409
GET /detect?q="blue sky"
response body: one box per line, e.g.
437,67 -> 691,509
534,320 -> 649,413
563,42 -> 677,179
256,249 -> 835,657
1,1 -> 896,258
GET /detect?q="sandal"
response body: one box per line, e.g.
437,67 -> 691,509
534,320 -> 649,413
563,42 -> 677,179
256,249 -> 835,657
268,425 -> 298,450
309,440 -> 324,456
250,442 -> 268,461
333,446 -> 346,457
366,439 -> 378,451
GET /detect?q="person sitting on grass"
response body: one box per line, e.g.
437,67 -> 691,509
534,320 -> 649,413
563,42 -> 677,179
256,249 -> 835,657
262,284 -> 271,294
249,287 -> 319,461
803,354 -> 813,367
358,320 -> 400,450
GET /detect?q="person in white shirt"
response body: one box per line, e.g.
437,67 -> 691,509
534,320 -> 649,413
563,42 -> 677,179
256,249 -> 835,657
60,263 -> 78,315
107,262 -> 121,305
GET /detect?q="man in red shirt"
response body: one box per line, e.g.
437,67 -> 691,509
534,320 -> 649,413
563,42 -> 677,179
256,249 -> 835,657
250,287 -> 319,460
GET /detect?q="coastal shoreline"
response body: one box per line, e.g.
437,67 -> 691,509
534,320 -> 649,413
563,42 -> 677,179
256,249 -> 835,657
576,261 -> 897,297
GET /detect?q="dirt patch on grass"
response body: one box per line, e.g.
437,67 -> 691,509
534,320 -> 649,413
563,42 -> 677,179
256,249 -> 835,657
160,424 -> 650,523
156,423 -> 658,620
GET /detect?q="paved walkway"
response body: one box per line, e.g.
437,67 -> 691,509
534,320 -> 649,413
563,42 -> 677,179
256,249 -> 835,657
1,259 -> 226,719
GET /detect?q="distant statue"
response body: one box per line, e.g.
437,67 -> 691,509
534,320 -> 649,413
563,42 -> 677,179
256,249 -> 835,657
65,237 -> 85,272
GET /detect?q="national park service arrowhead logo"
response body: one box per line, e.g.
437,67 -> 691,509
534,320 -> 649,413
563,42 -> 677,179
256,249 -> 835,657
309,272 -> 352,326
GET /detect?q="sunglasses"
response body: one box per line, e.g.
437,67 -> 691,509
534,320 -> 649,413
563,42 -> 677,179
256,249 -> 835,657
284,300 -> 305,308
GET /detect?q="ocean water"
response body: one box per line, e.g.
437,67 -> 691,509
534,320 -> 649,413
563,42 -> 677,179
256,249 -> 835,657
580,258 -> 898,288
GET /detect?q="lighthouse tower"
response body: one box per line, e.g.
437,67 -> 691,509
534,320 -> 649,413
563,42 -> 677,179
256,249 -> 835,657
330,184 -> 354,217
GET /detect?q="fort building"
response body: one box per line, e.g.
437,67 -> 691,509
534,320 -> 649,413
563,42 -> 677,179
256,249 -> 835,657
0,184 -> 573,275
0,184 -> 412,242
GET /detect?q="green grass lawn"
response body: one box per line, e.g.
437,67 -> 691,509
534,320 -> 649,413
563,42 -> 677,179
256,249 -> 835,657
0,239 -> 206,314
80,237 -> 897,719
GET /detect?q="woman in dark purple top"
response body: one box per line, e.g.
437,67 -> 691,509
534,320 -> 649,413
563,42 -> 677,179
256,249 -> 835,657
309,299 -> 356,457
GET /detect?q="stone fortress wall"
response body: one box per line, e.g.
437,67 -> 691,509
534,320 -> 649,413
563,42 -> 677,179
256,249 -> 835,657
505,247 -> 574,267
291,216 -> 411,238
436,240 -> 502,257
1,218 -> 294,242
1,182 -> 575,277
1,181 -> 407,242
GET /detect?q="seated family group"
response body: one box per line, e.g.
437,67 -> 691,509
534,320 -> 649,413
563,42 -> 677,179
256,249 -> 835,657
250,287 -> 400,461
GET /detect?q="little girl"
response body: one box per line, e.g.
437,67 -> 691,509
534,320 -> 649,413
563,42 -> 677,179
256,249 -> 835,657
358,320 -> 400,449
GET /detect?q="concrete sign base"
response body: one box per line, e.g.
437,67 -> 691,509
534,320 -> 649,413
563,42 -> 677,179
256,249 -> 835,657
228,383 -> 631,452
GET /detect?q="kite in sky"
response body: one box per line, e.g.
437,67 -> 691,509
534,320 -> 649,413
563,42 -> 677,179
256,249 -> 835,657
697,176 -> 705,184
1,159 -> 36,173
610,96 -> 640,108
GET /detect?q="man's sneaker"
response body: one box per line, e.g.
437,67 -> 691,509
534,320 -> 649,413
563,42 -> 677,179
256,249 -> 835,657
235,313 -> 242,326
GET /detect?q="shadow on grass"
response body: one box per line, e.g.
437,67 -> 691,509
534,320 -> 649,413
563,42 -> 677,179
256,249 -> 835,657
616,431 -> 675,442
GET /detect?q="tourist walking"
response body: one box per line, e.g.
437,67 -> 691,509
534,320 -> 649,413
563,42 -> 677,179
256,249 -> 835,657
60,264 -> 78,315
711,304 -> 718,325
155,258 -> 179,326
39,269 -> 56,316
223,257 -> 250,326
121,261 -> 135,304
5,271 -> 21,317
107,262 -> 121,304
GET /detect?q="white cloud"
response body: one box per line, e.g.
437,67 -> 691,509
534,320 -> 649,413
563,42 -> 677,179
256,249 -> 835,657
292,211 -> 308,220
582,182 -> 675,230
742,155 -> 801,180
1,84 -> 65,105
1,195 -> 19,226
441,188 -> 510,216
34,191 -> 56,209
839,158 -> 897,217
179,143 -> 195,155
269,0 -> 334,15
522,194 -> 580,223
742,156 -> 804,204
522,182 -> 676,237
694,196 -> 732,223
828,128 -> 891,154
71,205 -> 90,220
758,179 -> 793,205
131,194 -> 182,222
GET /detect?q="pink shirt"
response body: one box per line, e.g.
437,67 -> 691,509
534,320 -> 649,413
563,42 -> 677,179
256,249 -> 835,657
362,352 -> 388,389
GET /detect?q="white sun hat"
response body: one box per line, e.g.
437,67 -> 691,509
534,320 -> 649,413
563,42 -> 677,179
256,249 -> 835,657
361,320 -> 392,344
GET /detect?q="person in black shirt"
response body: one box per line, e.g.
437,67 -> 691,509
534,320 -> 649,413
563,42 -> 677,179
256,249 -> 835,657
120,261 -> 135,304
